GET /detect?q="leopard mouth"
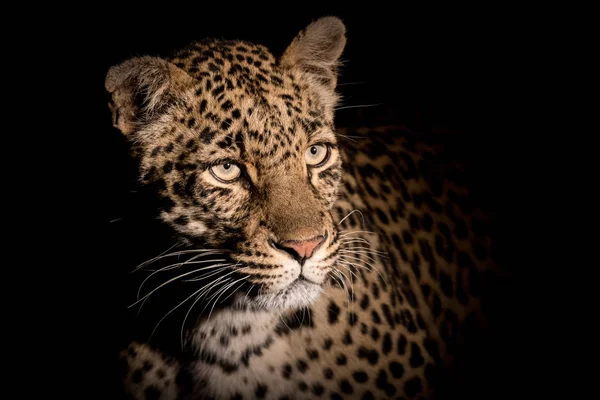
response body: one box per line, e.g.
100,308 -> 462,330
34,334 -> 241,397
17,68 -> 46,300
239,273 -> 323,311
280,275 -> 321,296
292,275 -> 320,286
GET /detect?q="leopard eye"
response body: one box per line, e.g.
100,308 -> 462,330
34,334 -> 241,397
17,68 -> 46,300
305,144 -> 329,167
210,162 -> 241,182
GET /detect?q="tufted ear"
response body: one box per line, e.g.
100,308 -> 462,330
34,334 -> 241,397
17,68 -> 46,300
280,17 -> 347,106
105,56 -> 193,136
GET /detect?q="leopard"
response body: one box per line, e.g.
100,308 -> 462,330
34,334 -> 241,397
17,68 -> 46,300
107,16 -> 500,400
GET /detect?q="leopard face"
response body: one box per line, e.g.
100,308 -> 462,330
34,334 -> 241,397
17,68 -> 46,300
106,18 -> 347,312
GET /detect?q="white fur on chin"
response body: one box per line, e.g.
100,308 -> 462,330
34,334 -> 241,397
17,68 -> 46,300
242,279 -> 322,312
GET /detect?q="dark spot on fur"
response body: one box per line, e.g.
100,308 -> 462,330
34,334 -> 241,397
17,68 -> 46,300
282,364 -> 292,379
381,304 -> 395,328
342,330 -> 353,345
371,283 -> 380,299
312,383 -> 325,396
328,300 -> 340,324
382,333 -> 392,355
371,310 -> 382,324
397,334 -> 408,355
131,369 -> 143,384
371,327 -> 380,341
353,371 -> 368,383
410,342 -> 425,367
357,346 -> 379,365
339,379 -> 353,394
389,361 -> 404,379
404,376 -> 423,398
255,383 -> 268,398
439,271 -> 454,297
347,311 -> 358,326
296,359 -> 308,373
361,391 -> 375,400
422,213 -> 433,231
360,294 -> 370,310
144,386 -> 161,400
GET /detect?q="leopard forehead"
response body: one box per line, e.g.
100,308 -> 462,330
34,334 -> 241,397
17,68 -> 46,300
137,39 -> 338,172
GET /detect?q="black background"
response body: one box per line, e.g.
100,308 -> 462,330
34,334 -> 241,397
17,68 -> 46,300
40,5 -> 532,399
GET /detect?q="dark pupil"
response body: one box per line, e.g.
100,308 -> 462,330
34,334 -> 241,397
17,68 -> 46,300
223,162 -> 231,170
311,146 -> 318,155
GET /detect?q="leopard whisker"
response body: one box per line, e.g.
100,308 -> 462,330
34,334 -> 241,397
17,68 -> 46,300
180,285 -> 220,348
337,258 -> 389,287
205,274 -> 244,304
334,133 -> 359,143
131,264 -> 233,308
243,284 -> 255,304
148,276 -> 231,343
137,257 -> 229,298
335,264 -> 358,311
339,238 -> 372,245
143,254 -> 226,272
131,243 -> 182,272
337,254 -> 379,271
337,81 -> 366,86
219,279 -> 248,305
338,230 -> 378,237
182,263 -> 237,282
330,269 -> 351,305
339,244 -> 373,252
134,248 -> 225,272
338,250 -> 387,261
279,314 -> 295,336
334,103 -> 382,111
337,209 -> 365,227
137,264 -> 233,316
299,306 -> 306,328
206,276 -> 247,322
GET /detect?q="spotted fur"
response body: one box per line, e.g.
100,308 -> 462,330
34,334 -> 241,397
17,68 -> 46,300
108,17 -> 497,400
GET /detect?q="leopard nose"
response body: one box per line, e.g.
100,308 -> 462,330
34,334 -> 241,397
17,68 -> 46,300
274,235 -> 326,264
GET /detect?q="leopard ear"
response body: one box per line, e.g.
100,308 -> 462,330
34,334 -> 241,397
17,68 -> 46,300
280,17 -> 347,106
105,56 -> 193,136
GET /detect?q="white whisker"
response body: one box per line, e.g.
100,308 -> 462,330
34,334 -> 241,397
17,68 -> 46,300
337,209 -> 365,227
181,263 -> 235,282
137,256 -> 228,298
339,247 -> 388,256
133,248 -> 224,272
131,264 -> 233,308
337,81 -> 366,86
206,276 -> 246,322
335,103 -> 382,111
179,274 -> 238,346
148,279 -> 227,343
336,264 -> 358,309
339,238 -> 372,245
338,258 -> 389,286
219,280 -> 247,305
338,230 -> 378,237
279,313 -> 296,335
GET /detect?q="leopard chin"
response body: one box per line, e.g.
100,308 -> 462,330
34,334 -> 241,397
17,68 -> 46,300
238,277 -> 323,312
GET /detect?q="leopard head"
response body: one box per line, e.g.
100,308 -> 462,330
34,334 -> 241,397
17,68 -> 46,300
106,17 -> 347,312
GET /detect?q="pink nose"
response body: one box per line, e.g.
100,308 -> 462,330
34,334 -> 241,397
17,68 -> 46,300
278,235 -> 325,262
